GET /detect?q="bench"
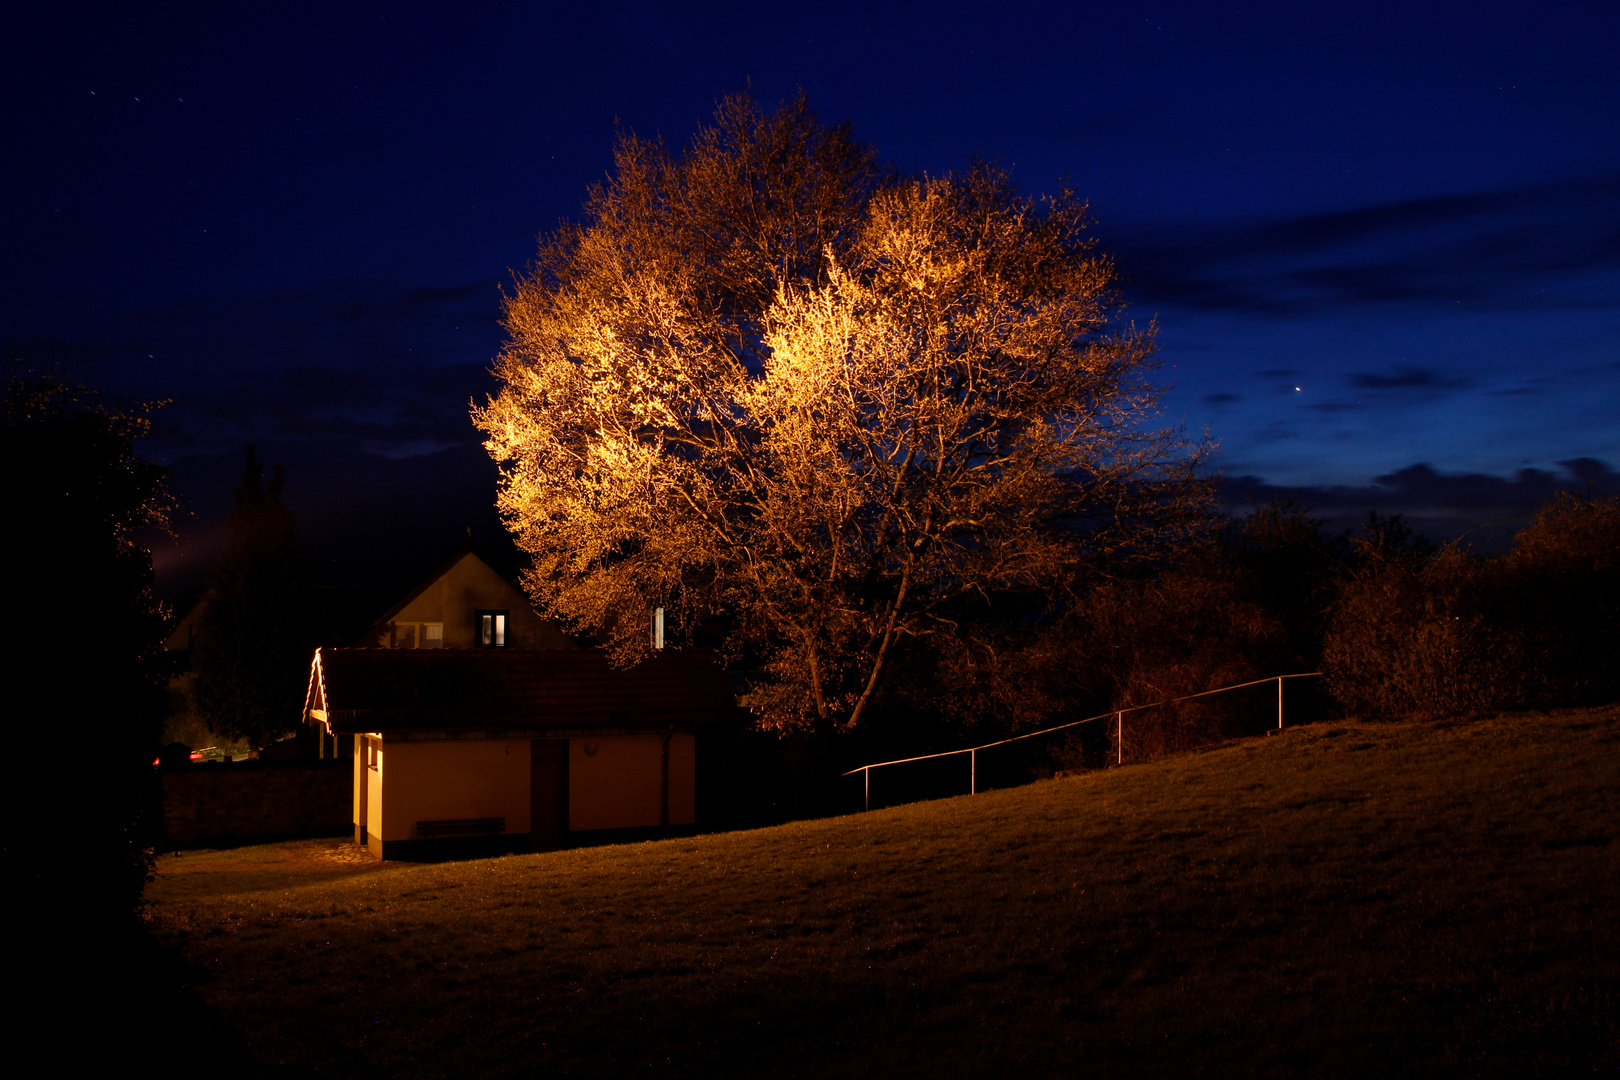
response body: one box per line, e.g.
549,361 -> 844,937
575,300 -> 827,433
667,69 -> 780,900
415,817 -> 506,839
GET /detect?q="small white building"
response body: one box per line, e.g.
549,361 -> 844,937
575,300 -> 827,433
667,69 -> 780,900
303,647 -> 734,859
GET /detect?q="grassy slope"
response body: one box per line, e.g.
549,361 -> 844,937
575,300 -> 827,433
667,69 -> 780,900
148,708 -> 1620,1078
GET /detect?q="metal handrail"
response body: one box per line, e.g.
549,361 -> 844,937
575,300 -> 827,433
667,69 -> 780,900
843,672 -> 1324,810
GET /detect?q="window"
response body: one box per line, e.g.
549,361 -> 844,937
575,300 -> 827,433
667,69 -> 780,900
390,622 -> 444,649
476,609 -> 509,647
366,737 -> 380,771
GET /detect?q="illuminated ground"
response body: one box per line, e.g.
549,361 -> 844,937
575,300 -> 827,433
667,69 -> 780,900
147,707 -> 1620,1077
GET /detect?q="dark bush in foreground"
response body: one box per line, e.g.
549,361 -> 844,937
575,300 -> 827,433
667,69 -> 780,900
0,363 -> 171,924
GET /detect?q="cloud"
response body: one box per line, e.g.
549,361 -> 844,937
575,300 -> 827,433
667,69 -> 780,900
153,439 -> 510,602
323,280 -> 495,324
1113,174 -> 1620,318
1349,367 -> 1472,391
129,357 -> 496,465
1221,457 -> 1620,549
35,277 -> 521,601
42,279 -> 508,461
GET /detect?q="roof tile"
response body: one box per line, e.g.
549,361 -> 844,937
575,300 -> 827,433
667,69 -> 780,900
310,648 -> 736,733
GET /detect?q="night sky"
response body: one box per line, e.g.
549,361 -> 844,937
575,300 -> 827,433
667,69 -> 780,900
6,2 -> 1618,602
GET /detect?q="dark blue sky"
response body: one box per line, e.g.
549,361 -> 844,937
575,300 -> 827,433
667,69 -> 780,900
5,1 -> 1618,598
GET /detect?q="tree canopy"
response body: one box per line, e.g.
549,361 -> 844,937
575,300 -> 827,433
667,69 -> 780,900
477,94 -> 1210,731
0,360 -> 172,916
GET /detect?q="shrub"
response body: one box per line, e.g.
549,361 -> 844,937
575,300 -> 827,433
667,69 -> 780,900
1494,493 -> 1620,707
1221,498 -> 1351,670
1084,565 -> 1288,761
1324,495 -> 1620,720
889,506 -> 1336,769
1324,546 -> 1504,720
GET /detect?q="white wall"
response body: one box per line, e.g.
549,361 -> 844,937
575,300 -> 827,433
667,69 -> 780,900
667,734 -> 695,826
569,734 -> 695,830
366,738 -> 383,857
353,732 -> 697,853
375,738 -> 531,843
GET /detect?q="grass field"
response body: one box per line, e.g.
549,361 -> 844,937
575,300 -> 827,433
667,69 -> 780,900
146,707 -> 1620,1077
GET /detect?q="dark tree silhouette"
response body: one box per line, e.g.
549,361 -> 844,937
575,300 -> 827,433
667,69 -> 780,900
1325,494 -> 1620,719
0,361 -> 172,920
1225,498 -> 1353,670
191,446 -> 311,749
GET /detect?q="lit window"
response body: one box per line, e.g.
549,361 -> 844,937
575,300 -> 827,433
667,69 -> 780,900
390,622 -> 445,648
476,610 -> 509,647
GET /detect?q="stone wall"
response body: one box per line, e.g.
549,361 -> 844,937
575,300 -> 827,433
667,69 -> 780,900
160,760 -> 351,848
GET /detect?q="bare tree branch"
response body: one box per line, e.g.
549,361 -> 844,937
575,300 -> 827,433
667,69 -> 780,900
475,95 -> 1213,731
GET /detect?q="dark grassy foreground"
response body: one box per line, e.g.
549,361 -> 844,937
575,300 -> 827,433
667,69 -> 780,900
147,708 -> 1620,1078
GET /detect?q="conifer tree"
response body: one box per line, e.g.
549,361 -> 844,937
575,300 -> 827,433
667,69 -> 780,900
192,446 -> 311,748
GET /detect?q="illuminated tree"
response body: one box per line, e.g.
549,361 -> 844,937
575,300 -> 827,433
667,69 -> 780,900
477,95 -> 1209,731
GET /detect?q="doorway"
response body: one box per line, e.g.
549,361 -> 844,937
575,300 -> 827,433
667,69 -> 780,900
530,739 -> 569,851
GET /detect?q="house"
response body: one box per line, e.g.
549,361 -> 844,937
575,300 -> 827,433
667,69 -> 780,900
361,539 -> 575,651
288,538 -> 579,761
303,647 -> 735,859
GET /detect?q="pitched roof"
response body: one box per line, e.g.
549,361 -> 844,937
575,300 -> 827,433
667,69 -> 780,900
305,647 -> 736,734
363,537 -> 531,637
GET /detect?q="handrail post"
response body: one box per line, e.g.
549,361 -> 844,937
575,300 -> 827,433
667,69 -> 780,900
839,673 -> 1321,793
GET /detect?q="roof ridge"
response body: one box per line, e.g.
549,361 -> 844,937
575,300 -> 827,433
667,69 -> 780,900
362,540 -> 531,637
